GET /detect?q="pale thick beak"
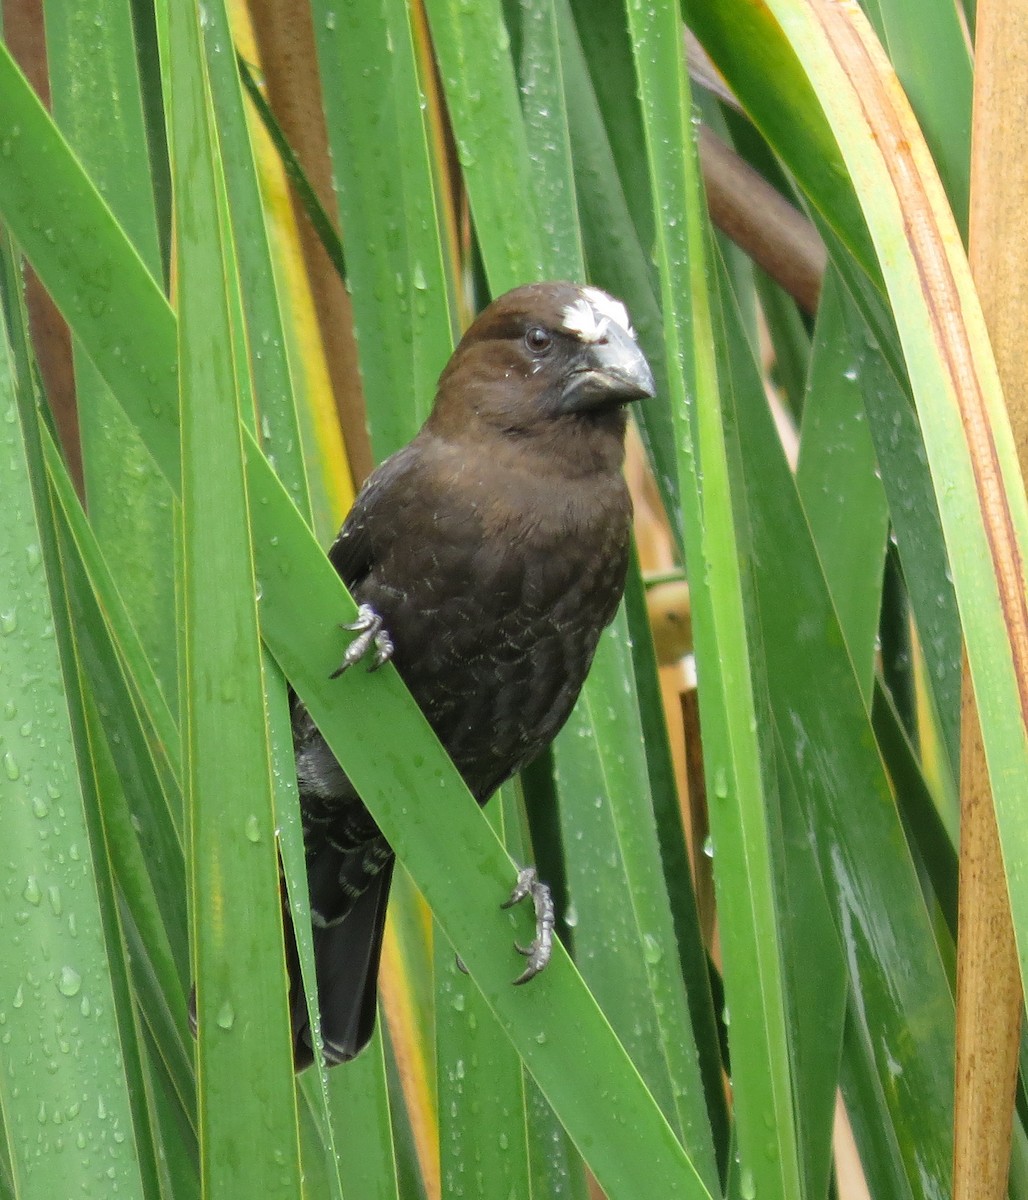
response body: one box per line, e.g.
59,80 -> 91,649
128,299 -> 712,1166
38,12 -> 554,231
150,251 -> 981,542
559,322 -> 656,413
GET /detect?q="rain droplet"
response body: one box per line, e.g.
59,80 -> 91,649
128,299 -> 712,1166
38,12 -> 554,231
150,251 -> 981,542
642,934 -> 663,965
244,815 -> 262,843
216,1001 -> 235,1030
23,876 -> 41,905
4,752 -> 20,781
0,610 -> 17,635
57,966 -> 81,997
31,796 -> 49,819
12,985 -> 24,1008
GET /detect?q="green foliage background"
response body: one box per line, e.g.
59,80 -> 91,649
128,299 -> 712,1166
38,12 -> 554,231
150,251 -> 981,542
0,1 -> 1023,1199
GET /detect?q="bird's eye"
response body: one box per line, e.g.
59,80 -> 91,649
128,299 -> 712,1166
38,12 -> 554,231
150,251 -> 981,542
524,327 -> 553,355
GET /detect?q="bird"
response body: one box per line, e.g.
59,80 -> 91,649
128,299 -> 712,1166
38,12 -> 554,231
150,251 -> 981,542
289,281 -> 655,1068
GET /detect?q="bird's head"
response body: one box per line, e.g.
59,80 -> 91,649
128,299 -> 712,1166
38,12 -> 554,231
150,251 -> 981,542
428,283 -> 655,463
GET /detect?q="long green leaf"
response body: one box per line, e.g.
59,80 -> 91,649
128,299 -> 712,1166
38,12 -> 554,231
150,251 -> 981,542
313,0 -> 456,459
860,0 -> 972,235
627,3 -> 802,1199
43,0 -> 179,722
796,268 -> 889,701
0,274 -> 149,1200
167,4 -> 301,1195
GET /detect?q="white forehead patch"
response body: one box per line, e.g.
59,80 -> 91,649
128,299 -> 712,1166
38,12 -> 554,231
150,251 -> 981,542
560,287 -> 635,343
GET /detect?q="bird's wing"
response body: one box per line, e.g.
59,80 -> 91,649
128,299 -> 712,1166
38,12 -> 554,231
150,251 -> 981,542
326,442 -> 419,589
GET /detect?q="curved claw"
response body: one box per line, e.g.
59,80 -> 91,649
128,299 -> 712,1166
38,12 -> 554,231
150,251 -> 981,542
501,866 -> 554,985
330,603 -> 394,678
368,629 -> 394,671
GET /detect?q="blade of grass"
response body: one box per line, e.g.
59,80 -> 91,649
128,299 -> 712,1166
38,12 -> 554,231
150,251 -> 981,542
422,0 -> 546,295
838,1007 -> 915,1200
772,738 -> 847,1200
312,0 -> 456,458
49,483 -> 191,1043
235,52 -> 346,288
437,794 -> 536,1200
796,268 -> 889,700
200,3 -> 311,518
43,0 -> 179,718
202,13 -> 355,1192
319,1038 -> 403,1200
834,287 -> 961,786
554,0 -> 681,535
0,43 -> 181,482
565,0 -> 653,270
552,612 -> 720,1183
627,3 -> 802,1198
515,0 -> 585,279
231,1 -> 353,544
0,278 -> 149,1200
167,3 -> 301,1194
622,553 -> 729,1169
859,0 -> 972,236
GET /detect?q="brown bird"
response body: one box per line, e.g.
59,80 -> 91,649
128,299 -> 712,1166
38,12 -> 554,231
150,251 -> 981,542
290,281 -> 655,1067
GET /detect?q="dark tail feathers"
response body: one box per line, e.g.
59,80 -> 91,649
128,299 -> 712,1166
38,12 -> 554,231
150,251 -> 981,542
290,859 -> 395,1070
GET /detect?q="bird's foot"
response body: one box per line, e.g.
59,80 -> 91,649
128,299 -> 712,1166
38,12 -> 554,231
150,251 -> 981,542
501,866 -> 554,985
330,604 -> 394,677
